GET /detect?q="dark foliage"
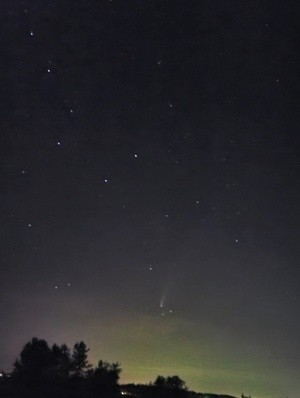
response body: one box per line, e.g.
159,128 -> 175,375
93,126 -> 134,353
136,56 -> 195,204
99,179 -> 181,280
71,341 -> 92,377
0,337 -> 241,398
2,337 -> 121,398
154,375 -> 187,390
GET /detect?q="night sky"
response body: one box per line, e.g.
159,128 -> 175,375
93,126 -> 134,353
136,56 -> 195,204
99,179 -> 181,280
0,1 -> 299,397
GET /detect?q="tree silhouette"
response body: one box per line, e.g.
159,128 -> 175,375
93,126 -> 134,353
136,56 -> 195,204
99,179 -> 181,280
51,343 -> 71,378
13,337 -> 53,380
93,360 -> 121,386
154,375 -> 167,388
154,375 -> 187,390
165,375 -> 187,390
71,341 -> 91,377
4,336 -> 244,398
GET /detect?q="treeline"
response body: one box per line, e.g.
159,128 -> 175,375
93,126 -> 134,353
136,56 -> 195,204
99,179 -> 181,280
0,337 -> 121,398
0,337 -> 247,398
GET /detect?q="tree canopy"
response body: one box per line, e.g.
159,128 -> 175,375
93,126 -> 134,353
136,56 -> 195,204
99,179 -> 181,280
0,336 -> 244,398
154,375 -> 187,390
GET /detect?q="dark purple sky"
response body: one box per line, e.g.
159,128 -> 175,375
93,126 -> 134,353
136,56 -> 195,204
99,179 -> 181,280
0,2 -> 299,397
